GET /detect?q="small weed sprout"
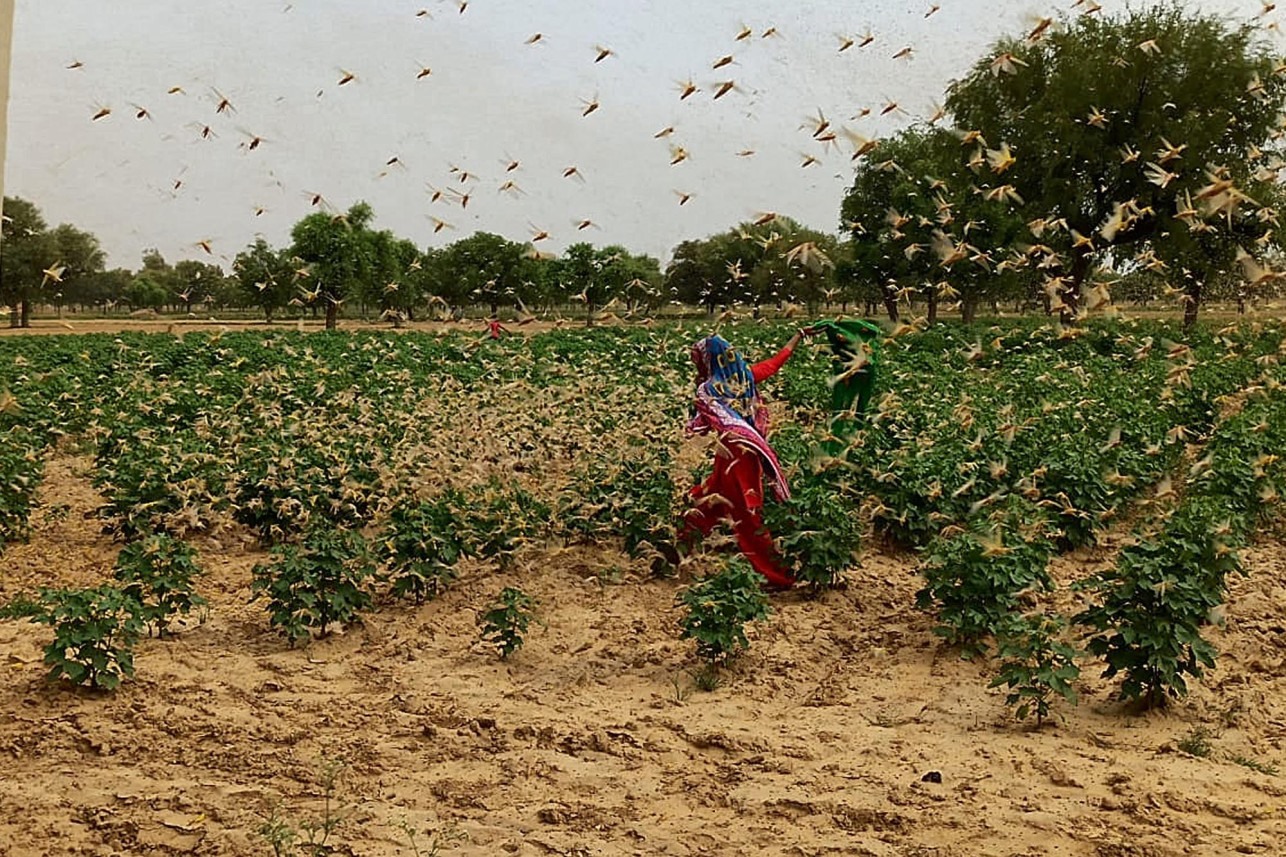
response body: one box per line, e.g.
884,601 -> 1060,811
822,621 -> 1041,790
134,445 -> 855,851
258,756 -> 351,857
258,805 -> 297,857
1228,754 -> 1278,776
397,817 -> 468,857
478,587 -> 540,659
690,664 -> 723,692
1177,726 -> 1215,758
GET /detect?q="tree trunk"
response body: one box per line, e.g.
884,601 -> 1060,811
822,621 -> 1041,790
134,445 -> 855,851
879,292 -> 900,321
7,306 -> 17,328
586,301 -> 595,327
1236,291 -> 1246,315
1063,248 -> 1091,324
927,289 -> 938,325
325,302 -> 338,330
962,294 -> 978,325
20,300 -> 31,328
1183,279 -> 1202,330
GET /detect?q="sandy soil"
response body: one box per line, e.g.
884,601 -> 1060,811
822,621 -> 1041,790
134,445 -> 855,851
1,455 -> 1284,857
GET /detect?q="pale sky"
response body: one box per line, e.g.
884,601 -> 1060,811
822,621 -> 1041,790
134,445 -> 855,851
4,0 -> 1272,270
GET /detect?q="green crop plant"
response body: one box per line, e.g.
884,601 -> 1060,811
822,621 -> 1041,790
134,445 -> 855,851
764,467 -> 862,591
113,534 -> 207,635
478,587 -> 541,659
676,557 -> 772,668
379,495 -> 470,603
1076,500 -> 1241,708
916,508 -> 1054,655
0,429 -> 43,553
8,586 -> 147,690
251,526 -> 376,646
990,613 -> 1081,726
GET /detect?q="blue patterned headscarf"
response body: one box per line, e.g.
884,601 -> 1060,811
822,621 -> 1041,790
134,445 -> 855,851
687,335 -> 789,501
691,335 -> 760,425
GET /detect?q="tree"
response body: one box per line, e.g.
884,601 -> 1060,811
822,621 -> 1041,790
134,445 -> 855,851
429,232 -> 532,316
172,259 -> 224,314
553,242 -> 651,324
364,233 -> 421,325
1,197 -> 53,327
841,125 -> 1032,324
620,252 -> 665,312
289,201 -> 383,329
233,238 -> 294,321
665,239 -> 726,314
946,6 -> 1286,325
82,268 -> 134,313
125,275 -> 169,310
47,224 -> 106,316
664,217 -> 842,316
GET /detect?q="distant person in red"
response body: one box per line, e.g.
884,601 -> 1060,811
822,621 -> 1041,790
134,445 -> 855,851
678,329 -> 813,589
486,317 -> 508,339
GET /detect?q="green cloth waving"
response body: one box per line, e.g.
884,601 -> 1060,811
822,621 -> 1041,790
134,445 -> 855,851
811,319 -> 882,447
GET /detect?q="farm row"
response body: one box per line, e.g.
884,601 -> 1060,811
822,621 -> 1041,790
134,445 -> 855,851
2,319 -> 1284,715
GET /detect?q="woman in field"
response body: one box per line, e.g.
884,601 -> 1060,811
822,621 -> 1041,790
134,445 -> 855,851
675,329 -> 813,589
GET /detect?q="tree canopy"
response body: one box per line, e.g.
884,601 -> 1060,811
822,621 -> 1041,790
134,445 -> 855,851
945,5 -> 1286,324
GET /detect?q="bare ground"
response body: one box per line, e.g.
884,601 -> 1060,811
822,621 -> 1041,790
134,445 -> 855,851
1,455 -> 1284,857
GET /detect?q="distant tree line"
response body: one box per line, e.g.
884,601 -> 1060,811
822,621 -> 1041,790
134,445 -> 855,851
5,6 -> 1285,329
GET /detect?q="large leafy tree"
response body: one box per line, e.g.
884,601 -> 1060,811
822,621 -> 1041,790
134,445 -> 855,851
665,239 -> 727,313
2,197 -> 54,327
946,5 -> 1286,324
664,216 -> 842,315
233,238 -> 295,321
81,268 -> 134,312
841,126 -> 1031,323
429,232 -> 534,316
46,224 -> 106,316
550,243 -> 661,324
172,259 -> 225,314
289,201 -> 384,329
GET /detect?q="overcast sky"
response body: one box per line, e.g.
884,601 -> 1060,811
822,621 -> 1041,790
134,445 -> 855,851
4,0 -> 1273,270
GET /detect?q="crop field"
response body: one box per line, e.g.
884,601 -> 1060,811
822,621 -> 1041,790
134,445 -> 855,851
2,319 -> 1286,856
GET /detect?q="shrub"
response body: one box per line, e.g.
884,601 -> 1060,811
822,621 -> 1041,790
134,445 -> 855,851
764,469 -> 862,591
251,526 -> 376,646
478,587 -> 540,659
1075,501 -> 1239,707
0,430 -> 43,552
379,496 -> 469,603
113,534 -> 206,635
458,483 -> 550,568
990,613 -> 1080,726
558,448 -> 678,557
916,511 -> 1054,655
21,586 -> 145,690
676,557 -> 772,666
